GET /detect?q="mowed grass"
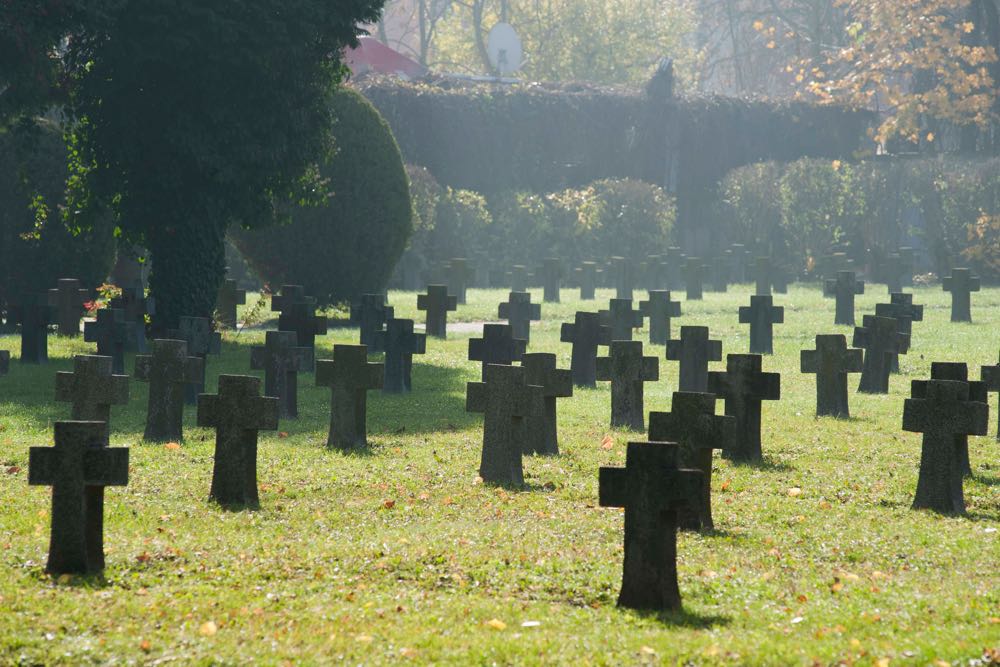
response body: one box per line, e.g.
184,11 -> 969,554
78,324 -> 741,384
0,282 -> 998,665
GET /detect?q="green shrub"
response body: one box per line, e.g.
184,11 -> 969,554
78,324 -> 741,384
575,178 -> 675,261
0,120 -> 117,298
231,88 -> 412,305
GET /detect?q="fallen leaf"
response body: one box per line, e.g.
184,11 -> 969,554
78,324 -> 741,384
199,621 -> 217,637
830,578 -> 843,593
787,487 -> 802,497
875,659 -> 890,667
139,639 -> 152,653
382,500 -> 396,510
278,431 -> 289,438
640,646 -> 656,656
797,594 -> 808,603
164,442 -> 181,451
720,479 -> 731,492
5,466 -> 20,474
600,435 -> 614,450
400,647 -> 418,658
486,618 -> 506,630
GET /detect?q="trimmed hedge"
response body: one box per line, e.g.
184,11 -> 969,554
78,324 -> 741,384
232,88 -> 412,305
0,120 -> 117,298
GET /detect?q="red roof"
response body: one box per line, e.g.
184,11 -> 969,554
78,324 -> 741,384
346,37 -> 427,80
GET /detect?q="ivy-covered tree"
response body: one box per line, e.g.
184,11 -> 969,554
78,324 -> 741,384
2,1 -> 384,331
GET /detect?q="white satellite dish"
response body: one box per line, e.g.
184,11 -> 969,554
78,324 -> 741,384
487,23 -> 523,76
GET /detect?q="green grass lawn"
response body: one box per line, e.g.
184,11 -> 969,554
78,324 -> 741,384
1,283 -> 998,665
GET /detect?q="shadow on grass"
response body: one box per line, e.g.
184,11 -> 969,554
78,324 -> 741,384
971,474 -> 1000,487
726,455 -> 795,472
696,527 -> 748,541
629,606 -> 731,629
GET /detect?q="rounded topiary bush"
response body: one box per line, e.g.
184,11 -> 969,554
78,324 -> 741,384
231,88 -> 412,306
0,120 -> 117,297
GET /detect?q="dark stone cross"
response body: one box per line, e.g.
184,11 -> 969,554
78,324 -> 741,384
108,286 -> 152,353
350,293 -> 394,353
378,318 -> 425,393
875,293 -> 924,373
538,257 -> 564,303
980,352 -> 1000,441
648,392 -> 735,530
466,363 -> 543,485
914,362 -> 987,478
610,256 -> 636,300
575,261 -> 599,300
560,311 -> 611,387
18,292 -> 55,364
508,265 -> 529,292
521,352 -> 573,456
883,253 -> 906,294
598,441 -> 701,611
639,290 -> 681,345
198,374 -> 279,509
903,379 -> 987,514
471,250 -> 491,288
55,354 -> 130,445
596,340 -> 658,430
726,244 -> 749,283
168,315 -> 221,404
468,323 -> 526,381
684,257 -> 705,300
498,291 -> 541,343
707,354 -> 780,462
446,258 -> 473,305
665,247 -> 685,290
708,255 -> 729,293
84,308 -> 129,375
819,251 -> 854,286
600,298 -> 645,342
800,334 -> 864,418
274,290 -> 327,364
942,268 -> 980,322
417,284 -> 458,339
666,325 -> 722,392
29,420 -> 128,574
739,295 -> 784,355
134,339 -> 203,442
216,279 -> 246,330
824,270 -> 864,326
853,315 -> 909,394
250,330 -> 313,419
898,246 -> 915,287
752,256 -> 774,296
48,279 -> 89,337
316,344 -> 384,450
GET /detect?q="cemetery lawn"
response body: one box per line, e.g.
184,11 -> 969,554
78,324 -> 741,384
1,284 -> 998,665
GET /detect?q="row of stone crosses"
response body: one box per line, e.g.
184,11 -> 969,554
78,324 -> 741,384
19,247 -> 994,618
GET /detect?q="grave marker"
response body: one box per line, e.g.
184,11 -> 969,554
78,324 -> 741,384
666,326 -> 722,392
875,293 -> 923,373
727,244 -> 750,283
600,298 -> 644,342
447,258 -> 473,305
853,315 -> 909,394
800,334 -> 863,417
560,312 -> 611,387
665,247 -> 685,290
109,286 -> 152,353
538,258 -> 564,303
639,290 -> 681,345
752,257 -> 774,296
708,255 -> 729,293
216,279 -> 246,330
316,344 -> 383,450
508,265 -> 529,292
378,318 -> 425,393
942,268 -> 980,322
18,292 -> 55,364
168,316 -> 221,404
273,286 -> 327,361
898,246 -> 915,287
417,284 -> 458,339
521,353 -> 572,455
739,295 -> 783,355
55,354 -> 129,446
707,354 -> 780,461
914,362 -> 987,478
498,291 -> 541,343
350,294 -> 394,353
684,257 -> 705,300
48,279 -> 89,337
596,340 -> 658,430
575,261 -> 599,300
468,324 -> 526,381
979,353 -> 1000,441
250,330 -> 312,419
610,256 -> 636,300
824,271 -> 864,326
134,339 -> 203,442
84,308 -> 128,375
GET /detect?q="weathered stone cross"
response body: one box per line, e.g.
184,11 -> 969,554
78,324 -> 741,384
665,247 -> 685,290
447,258 -> 474,305
875,293 -> 924,373
575,261 -> 599,300
350,293 -> 394,353
468,323 -> 526,381
739,295 -> 784,355
108,286 -> 152,353
508,265 -> 529,292
824,270 -> 864,326
168,315 -> 221,404
216,279 -> 246,330
942,267 -> 980,322
48,278 -> 89,337
538,257 -> 563,303
598,441 -> 701,611
273,286 -> 327,362
666,325 -> 722,392
521,352 -> 572,456
560,311 -> 611,387
417,284 -> 458,339
198,374 -> 279,509
18,292 -> 55,364
378,318 -> 426,393
600,298 -> 644,342
134,338 -> 203,442
498,291 -> 541,343
639,290 -> 681,346
707,353 -> 781,462
752,256 -> 775,296
853,315 -> 909,394
800,334 -> 863,417
913,362 -> 987,478
250,330 -> 313,419
610,256 -> 636,300
596,340 -> 658,431
316,344 -> 384,450
29,420 -> 128,574
84,308 -> 129,374
684,257 -> 705,300
55,354 -> 130,445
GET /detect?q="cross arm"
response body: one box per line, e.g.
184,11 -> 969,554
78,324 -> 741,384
184,356 -> 205,383
595,357 -> 612,381
27,447 -> 57,486
980,364 -> 1000,390
367,362 -> 385,390
598,467 -> 628,508
314,359 -> 335,387
465,382 -> 487,414
416,294 -> 429,310
54,372 -> 75,402
250,396 -> 281,431
529,304 -> 541,320
665,340 -> 681,361
854,281 -> 865,295
559,322 -> 574,344
250,346 -> 266,370
708,340 -> 723,361
738,306 -> 751,324
83,447 -> 129,486
771,306 -> 785,324
641,356 -> 659,381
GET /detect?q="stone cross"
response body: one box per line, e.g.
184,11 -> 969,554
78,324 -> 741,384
684,257 -> 705,300
800,334 -> 864,417
942,268 -> 980,322
0,350 -> 9,376
914,362 -> 987,478
168,315 -> 221,404
560,311 -> 611,387
883,253 -> 906,293
498,291 -> 541,343
708,255 -> 729,293
575,261 -> 599,300
55,354 -> 130,445
824,270 -> 864,325
876,293 -> 924,373
417,284 -> 458,339
898,246 -> 915,287
739,295 -> 784,355
508,265 -> 529,292
648,392 -> 735,531
420,260 -> 447,287
819,251 -> 854,285
610,256 -> 636,300
666,326 -> 722,392
18,292 -> 55,364
538,258 -> 564,303
727,244 -> 749,283
446,258 -> 473,305
601,298 -> 645,342
84,308 -> 129,374
980,352 -> 1000,441
273,287 -> 327,361
596,340 -> 658,431
468,323 -> 526,381
853,315 -> 909,394
378,318 -> 426,393
639,290 -> 681,346
521,353 -> 572,455
29,420 -> 128,574
48,278 -> 89,337
643,254 -> 665,291
665,247 -> 685,290
707,354 -> 780,462
108,286 -> 152,353
350,294 -> 394,353
198,374 -> 279,509
466,363 -> 543,486
216,279 -> 246,330
250,330 -> 313,419
134,339 -> 203,442
752,256 -> 774,296
903,379 -> 987,514
316,344 -> 384,450
471,250 -> 491,288
598,441 -> 701,611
